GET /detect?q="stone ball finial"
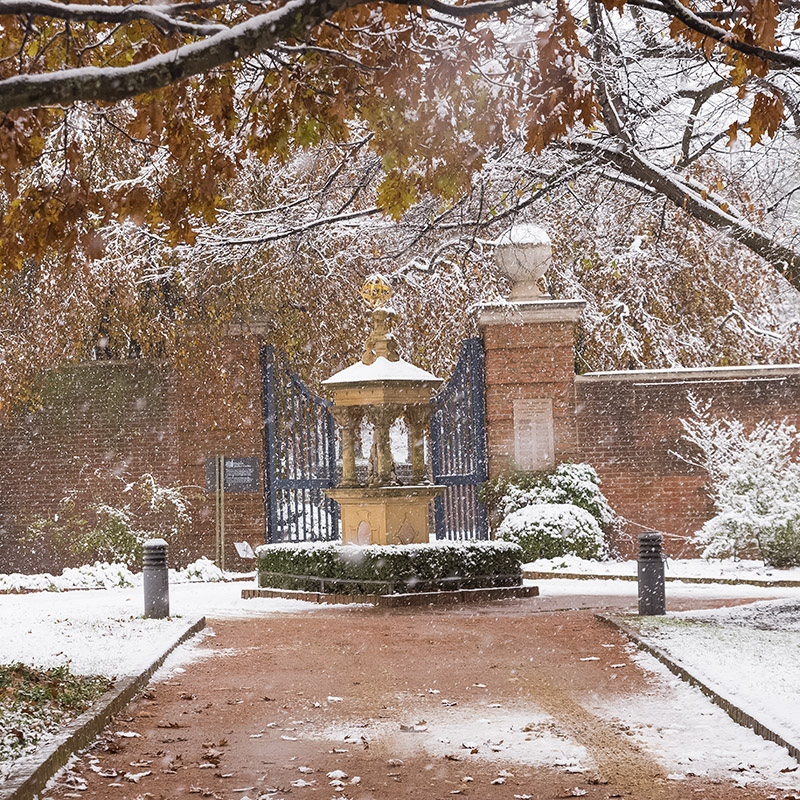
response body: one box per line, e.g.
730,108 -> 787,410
494,224 -> 553,301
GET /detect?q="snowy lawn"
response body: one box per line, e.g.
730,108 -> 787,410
0,580 -> 320,679
525,555 -> 800,583
0,581 -> 325,782
622,599 -> 800,747
0,664 -> 111,780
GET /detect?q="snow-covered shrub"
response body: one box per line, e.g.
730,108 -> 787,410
680,396 -> 800,567
480,463 -> 614,560
176,557 -> 226,582
496,503 -> 606,562
57,561 -> 135,589
256,541 -> 523,595
23,473 -> 196,569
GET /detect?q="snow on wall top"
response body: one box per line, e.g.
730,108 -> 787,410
323,356 -> 441,385
495,224 -> 551,247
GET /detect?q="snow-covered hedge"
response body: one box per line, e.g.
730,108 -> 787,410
256,541 -> 523,595
496,503 -> 606,562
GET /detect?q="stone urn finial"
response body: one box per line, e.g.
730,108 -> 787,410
494,224 -> 553,301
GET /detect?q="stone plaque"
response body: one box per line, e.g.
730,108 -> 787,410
513,399 -> 554,470
205,456 -> 261,493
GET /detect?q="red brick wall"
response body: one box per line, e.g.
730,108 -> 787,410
575,367 -> 800,558
0,334 -> 266,574
478,301 -> 800,560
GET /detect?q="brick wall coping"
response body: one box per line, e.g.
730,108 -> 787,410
576,363 -> 800,384
475,299 -> 586,326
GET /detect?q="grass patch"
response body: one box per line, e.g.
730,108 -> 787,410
1,663 -> 111,772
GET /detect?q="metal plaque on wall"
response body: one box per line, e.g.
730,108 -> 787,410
205,456 -> 261,493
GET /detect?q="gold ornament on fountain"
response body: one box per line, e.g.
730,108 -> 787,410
360,274 -> 393,308
360,275 -> 400,365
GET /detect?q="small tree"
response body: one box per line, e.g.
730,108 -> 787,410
680,395 -> 800,567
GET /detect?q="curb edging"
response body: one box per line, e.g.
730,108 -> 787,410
595,613 -> 800,762
0,615 -> 206,800
243,585 -> 539,607
525,571 -> 800,588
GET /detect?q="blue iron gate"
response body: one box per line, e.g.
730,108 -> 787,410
261,346 -> 340,543
430,338 -> 489,540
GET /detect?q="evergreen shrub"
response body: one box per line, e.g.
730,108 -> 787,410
255,540 -> 523,595
495,503 -> 606,562
480,463 -> 614,561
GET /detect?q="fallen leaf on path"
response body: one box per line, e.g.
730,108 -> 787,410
156,721 -> 184,729
188,788 -> 221,798
202,748 -> 223,764
124,771 -> 151,783
327,770 -> 348,780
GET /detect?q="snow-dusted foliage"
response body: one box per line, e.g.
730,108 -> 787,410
0,562 -> 135,593
178,556 -> 226,583
256,540 -> 523,595
0,557 -> 243,593
4,0 -> 800,420
496,503 -> 607,563
680,396 -> 800,566
485,463 -> 613,561
495,463 -> 616,529
23,473 -> 196,570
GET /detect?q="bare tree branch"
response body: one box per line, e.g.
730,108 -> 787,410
0,0 -> 361,111
0,0 -> 226,35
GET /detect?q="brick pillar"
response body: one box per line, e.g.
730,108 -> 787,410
476,300 -> 585,478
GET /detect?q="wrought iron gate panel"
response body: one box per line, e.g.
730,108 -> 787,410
262,345 -> 339,543
430,338 -> 489,540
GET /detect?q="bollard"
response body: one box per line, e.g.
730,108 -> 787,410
637,531 -> 666,616
143,538 -> 170,619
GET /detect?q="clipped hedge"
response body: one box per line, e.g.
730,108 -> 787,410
255,540 -> 523,595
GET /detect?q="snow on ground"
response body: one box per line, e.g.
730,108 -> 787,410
4,575 -> 800,679
591,644 -> 800,789
623,599 -> 800,749
0,581 -> 320,678
525,555 -> 800,583
529,577 -> 800,601
317,708 -> 590,770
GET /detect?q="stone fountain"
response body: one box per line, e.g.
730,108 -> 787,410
323,277 -> 444,546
